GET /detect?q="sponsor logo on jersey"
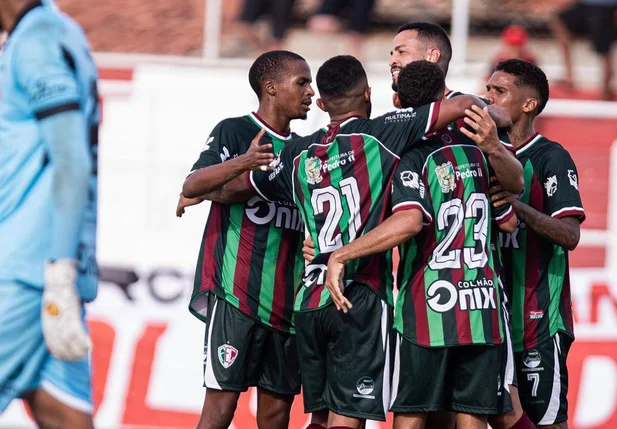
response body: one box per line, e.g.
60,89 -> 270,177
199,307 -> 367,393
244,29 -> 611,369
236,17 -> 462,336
268,153 -> 284,181
305,157 -> 323,184
218,344 -> 238,369
567,169 -> 579,190
435,162 -> 456,193
220,146 -> 234,163
400,171 -> 426,198
544,175 -> 558,197
529,310 -> 544,320
426,279 -> 497,313
522,349 -> 542,369
302,263 -> 327,287
244,196 -> 304,231
384,107 -> 417,124
353,376 -> 375,399
29,78 -> 69,104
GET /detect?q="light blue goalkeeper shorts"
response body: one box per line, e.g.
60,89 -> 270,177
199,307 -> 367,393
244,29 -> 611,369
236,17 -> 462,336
0,280 -> 92,413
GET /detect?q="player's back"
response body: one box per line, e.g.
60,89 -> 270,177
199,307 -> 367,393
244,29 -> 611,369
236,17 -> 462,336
394,137 -> 504,347
290,104 -> 438,310
0,3 -> 99,300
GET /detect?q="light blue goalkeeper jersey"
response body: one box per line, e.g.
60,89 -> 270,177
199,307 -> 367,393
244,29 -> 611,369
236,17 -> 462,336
0,1 -> 99,301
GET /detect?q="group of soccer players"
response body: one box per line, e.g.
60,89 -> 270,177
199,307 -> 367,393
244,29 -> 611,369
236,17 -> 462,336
179,22 -> 584,429
0,1 -> 584,429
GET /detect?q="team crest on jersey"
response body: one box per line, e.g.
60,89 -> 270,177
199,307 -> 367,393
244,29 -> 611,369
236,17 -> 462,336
567,169 -> 579,190
544,175 -> 558,197
305,156 -> 323,184
218,344 -> 238,369
435,162 -> 456,193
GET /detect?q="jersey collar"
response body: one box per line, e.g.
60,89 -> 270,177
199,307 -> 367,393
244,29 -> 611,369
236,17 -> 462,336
249,112 -> 292,141
8,0 -> 42,35
515,132 -> 542,155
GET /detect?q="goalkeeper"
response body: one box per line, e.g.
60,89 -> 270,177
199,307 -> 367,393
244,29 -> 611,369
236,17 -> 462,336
0,1 -> 99,428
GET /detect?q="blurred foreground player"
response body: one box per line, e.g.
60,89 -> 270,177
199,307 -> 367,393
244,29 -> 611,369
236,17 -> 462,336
487,60 -> 585,429
180,50 -> 315,429
0,0 -> 99,428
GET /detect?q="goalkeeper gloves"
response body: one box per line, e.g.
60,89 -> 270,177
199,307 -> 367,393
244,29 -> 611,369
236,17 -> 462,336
42,259 -> 90,361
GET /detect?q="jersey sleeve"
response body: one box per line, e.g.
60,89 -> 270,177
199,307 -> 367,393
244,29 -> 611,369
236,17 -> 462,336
190,119 -> 240,171
391,152 -> 433,225
249,140 -> 301,203
541,147 -> 586,222
14,33 -> 81,119
371,101 -> 441,155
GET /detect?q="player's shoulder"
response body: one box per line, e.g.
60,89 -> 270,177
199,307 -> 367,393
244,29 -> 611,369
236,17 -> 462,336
213,115 -> 256,135
527,134 -> 572,161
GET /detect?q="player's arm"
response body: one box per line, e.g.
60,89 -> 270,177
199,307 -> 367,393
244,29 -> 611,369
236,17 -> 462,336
509,200 -> 580,250
434,95 -> 512,131
460,105 -> 523,194
16,35 -> 91,361
490,149 -> 584,251
327,152 -> 430,312
326,209 -> 424,312
182,128 -> 273,199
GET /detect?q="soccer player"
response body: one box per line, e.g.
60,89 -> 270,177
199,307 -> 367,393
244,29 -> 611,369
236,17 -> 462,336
0,1 -> 99,428
180,50 -> 315,429
387,22 -> 539,429
324,60 -> 518,429
210,55 -> 513,429
389,22 -> 523,195
487,60 -> 584,429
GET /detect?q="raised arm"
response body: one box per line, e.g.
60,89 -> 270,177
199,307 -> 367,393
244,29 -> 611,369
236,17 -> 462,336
435,95 -> 512,131
182,129 -> 272,198
460,105 -> 524,194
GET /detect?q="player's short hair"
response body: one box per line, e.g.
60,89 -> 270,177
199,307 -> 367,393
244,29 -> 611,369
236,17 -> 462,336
248,50 -> 307,100
396,60 -> 445,108
397,22 -> 452,74
316,55 -> 368,101
495,59 -> 550,116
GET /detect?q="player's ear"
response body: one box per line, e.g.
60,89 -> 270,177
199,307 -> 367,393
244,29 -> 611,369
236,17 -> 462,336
393,92 -> 402,109
523,97 -> 538,114
264,80 -> 276,97
317,98 -> 326,112
426,48 -> 441,64
364,87 -> 371,102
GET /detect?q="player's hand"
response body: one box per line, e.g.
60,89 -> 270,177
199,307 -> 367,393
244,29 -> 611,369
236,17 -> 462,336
242,129 -> 275,171
302,236 -> 316,263
460,105 -> 502,155
325,253 -> 353,313
489,178 -> 515,208
42,260 -> 90,361
176,192 -> 204,217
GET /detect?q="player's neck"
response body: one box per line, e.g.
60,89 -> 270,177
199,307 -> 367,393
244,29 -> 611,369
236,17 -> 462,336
509,119 -> 536,149
441,85 -> 453,100
254,106 -> 291,136
2,0 -> 36,34
328,110 -> 368,127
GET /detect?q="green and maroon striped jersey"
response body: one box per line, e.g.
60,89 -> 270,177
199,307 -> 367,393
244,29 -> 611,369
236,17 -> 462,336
499,133 -> 585,351
188,113 -> 305,333
392,134 -> 514,347
250,102 -> 441,312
